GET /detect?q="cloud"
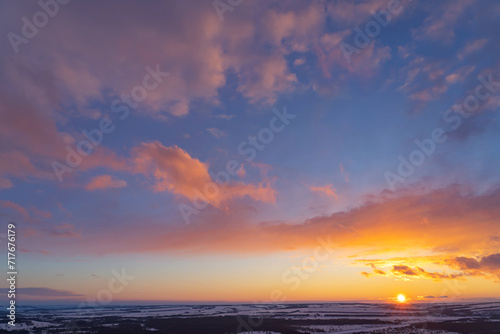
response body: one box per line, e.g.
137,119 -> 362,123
361,271 -> 372,278
397,57 -> 451,109
458,38 -> 488,60
206,128 -> 227,139
85,174 -> 127,191
235,55 -> 298,105
13,287 -> 83,298
132,141 -> 276,207
417,295 -> 449,299
445,66 -> 475,84
0,0 -> 328,121
294,58 -> 306,66
0,200 -> 30,220
32,223 -> 81,239
339,162 -> 349,182
412,0 -> 475,43
357,252 -> 500,282
31,207 -> 52,219
0,0 -> 359,188
360,261 -> 464,281
0,178 -> 13,190
57,202 -> 72,217
445,253 -> 500,279
0,85 -> 131,186
392,265 -> 418,276
46,183 -> 500,271
211,114 -> 235,120
309,184 -> 338,199
19,248 -> 50,255
316,33 -> 392,79
264,1 -> 324,47
326,0 -> 405,28
390,265 -> 464,281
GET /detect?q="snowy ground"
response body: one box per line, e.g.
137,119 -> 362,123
0,302 -> 499,333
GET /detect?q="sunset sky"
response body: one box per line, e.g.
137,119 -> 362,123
1,0 -> 500,304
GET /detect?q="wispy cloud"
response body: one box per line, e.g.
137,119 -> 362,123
206,128 -> 227,139
309,184 -> 338,199
85,174 -> 127,191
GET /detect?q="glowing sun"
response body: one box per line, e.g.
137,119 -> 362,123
397,294 -> 407,302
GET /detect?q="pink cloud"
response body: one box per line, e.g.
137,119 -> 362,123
0,200 -> 30,220
206,128 -> 227,139
85,174 -> 127,191
45,184 -> 500,267
57,202 -> 72,217
340,162 -> 349,182
264,2 -> 324,49
316,34 -> 392,79
412,0 -> 475,43
236,55 -> 298,105
20,249 -> 50,255
326,0 -> 399,27
132,141 -> 276,207
31,207 -> 52,219
45,223 -> 81,238
445,66 -> 475,84
1,1 -> 319,120
458,38 -> 488,60
309,184 -> 338,199
0,178 -> 13,190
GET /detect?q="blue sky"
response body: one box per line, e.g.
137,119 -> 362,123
0,0 -> 500,302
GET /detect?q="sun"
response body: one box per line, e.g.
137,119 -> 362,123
397,294 -> 406,303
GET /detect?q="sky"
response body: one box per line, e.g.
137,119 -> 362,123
0,0 -> 500,304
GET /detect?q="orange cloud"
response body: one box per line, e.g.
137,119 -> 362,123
361,271 -> 372,278
374,269 -> 387,276
85,175 -> 127,191
132,141 -> 276,207
357,253 -> 500,282
0,87 -> 131,186
69,184 -> 499,267
26,183 -> 500,286
360,262 -> 464,281
390,265 -> 464,281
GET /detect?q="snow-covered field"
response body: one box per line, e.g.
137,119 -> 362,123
1,302 -> 499,333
